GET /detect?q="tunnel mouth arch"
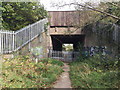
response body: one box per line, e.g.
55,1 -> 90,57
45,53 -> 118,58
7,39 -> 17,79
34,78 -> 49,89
51,34 -> 85,51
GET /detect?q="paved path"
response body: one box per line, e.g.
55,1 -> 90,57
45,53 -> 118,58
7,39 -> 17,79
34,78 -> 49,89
53,63 -> 72,88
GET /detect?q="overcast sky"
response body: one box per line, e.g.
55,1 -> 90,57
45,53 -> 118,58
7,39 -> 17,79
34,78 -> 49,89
40,0 -> 101,11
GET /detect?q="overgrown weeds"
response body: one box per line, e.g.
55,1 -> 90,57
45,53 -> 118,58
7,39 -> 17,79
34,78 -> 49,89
69,54 -> 119,88
2,55 -> 64,88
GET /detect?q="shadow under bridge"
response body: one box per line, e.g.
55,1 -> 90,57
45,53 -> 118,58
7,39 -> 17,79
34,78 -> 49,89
51,34 -> 85,51
49,34 -> 85,62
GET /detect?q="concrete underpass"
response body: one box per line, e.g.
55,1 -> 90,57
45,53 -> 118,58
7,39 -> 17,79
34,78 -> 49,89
51,34 -> 85,51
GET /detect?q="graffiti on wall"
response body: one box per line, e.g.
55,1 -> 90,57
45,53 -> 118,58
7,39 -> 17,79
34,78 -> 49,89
84,46 -> 112,57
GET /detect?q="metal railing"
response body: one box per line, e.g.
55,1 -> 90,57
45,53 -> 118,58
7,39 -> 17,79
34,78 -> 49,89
0,18 -> 48,54
49,50 -> 80,61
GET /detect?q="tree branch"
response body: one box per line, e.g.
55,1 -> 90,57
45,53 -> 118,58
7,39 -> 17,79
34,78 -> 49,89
55,2 -> 120,20
108,2 -> 120,8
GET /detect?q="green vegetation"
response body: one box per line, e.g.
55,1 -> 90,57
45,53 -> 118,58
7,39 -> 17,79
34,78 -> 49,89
69,54 -> 119,88
2,56 -> 64,88
77,2 -> 120,45
101,2 -> 120,25
2,2 -> 47,31
41,58 -> 64,67
62,44 -> 73,51
0,1 -> 2,29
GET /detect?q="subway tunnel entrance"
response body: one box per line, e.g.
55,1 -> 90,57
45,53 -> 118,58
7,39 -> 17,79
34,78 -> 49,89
51,34 -> 85,51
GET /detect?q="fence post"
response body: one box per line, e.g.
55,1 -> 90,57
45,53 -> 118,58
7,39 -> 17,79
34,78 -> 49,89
1,30 -> 3,54
12,31 -> 15,52
0,30 -> 1,54
29,24 -> 31,52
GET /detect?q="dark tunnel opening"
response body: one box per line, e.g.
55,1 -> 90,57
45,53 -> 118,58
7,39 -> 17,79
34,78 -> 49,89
51,34 -> 85,51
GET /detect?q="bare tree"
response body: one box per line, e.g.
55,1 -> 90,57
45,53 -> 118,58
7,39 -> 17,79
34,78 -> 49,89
50,1 -> 120,34
52,1 -> 120,20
